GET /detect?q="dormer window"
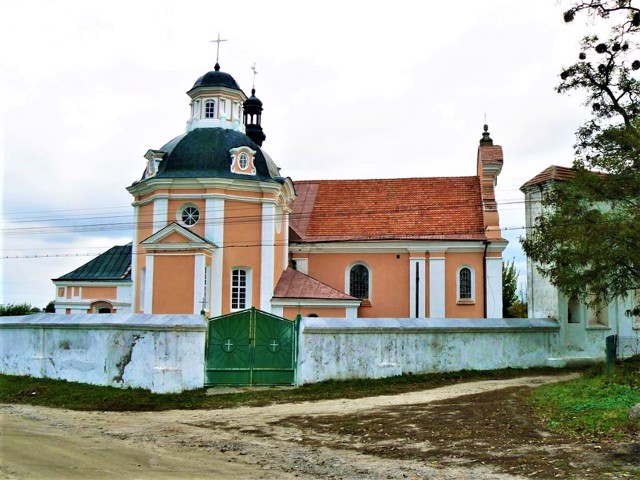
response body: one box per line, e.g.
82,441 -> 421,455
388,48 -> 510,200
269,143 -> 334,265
229,146 -> 257,175
205,100 -> 216,119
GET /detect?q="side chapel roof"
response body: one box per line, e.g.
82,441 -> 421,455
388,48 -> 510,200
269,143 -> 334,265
520,165 -> 578,190
273,267 -> 357,300
290,177 -> 486,242
54,244 -> 132,282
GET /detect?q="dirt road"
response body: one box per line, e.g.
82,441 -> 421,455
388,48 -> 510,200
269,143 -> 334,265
2,373 -> 637,479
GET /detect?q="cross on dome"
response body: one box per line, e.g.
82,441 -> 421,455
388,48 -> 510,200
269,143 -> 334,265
210,33 -> 227,71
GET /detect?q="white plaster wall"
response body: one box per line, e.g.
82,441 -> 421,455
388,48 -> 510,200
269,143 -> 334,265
296,317 -> 560,385
0,314 -> 206,393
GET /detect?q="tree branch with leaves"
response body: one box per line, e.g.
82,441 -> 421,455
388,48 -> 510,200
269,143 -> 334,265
521,0 -> 640,316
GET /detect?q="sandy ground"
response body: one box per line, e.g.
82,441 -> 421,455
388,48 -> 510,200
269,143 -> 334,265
2,373 -> 635,480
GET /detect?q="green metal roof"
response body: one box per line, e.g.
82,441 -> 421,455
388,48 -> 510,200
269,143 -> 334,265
145,128 -> 279,183
54,244 -> 132,282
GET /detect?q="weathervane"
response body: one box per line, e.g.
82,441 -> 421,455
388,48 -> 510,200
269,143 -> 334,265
210,33 -> 228,66
251,62 -> 258,90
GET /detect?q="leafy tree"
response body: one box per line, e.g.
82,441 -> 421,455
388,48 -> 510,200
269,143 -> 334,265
0,303 -> 40,316
44,301 -> 56,313
522,0 -> 640,316
503,260 -> 528,318
502,259 -> 518,317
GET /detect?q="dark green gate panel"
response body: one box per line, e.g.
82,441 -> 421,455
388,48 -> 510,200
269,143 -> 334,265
205,308 -> 297,386
206,310 -> 252,385
252,310 -> 296,385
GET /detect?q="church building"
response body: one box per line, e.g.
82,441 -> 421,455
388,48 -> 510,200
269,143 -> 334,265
52,61 -> 507,320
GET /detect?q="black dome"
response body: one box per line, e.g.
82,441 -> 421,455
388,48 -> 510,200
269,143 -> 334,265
243,89 -> 263,109
189,64 -> 242,93
144,128 -> 277,183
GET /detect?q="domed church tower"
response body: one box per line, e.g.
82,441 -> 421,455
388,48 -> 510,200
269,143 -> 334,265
127,60 -> 295,316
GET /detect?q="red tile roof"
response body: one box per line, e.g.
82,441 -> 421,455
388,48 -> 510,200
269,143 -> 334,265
291,177 -> 485,242
273,267 -> 357,300
521,165 -> 577,190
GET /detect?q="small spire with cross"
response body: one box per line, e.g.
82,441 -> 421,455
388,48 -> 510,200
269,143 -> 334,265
251,62 -> 258,93
210,33 -> 227,71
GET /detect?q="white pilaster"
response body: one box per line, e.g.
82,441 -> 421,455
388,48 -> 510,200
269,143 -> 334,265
283,210 -> 290,270
409,258 -> 426,318
429,256 -> 446,318
346,306 -> 358,319
293,258 -> 308,275
486,257 -> 503,318
144,255 -> 154,314
260,203 -> 276,311
131,205 -> 139,312
206,198 -> 224,317
271,305 -> 284,317
194,254 -> 205,314
153,198 -> 168,234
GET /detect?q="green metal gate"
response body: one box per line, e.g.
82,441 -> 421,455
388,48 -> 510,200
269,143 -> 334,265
205,308 -> 298,386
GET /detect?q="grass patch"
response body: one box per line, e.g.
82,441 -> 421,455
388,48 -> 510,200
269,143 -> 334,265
0,366 -> 574,412
530,356 -> 640,441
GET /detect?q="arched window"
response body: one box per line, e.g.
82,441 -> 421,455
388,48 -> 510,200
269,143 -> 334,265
238,153 -> 248,170
205,100 -> 216,118
349,264 -> 370,299
458,267 -> 473,300
231,268 -> 250,310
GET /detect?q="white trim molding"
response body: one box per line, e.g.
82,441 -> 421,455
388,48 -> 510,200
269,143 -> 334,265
260,203 -> 276,311
153,198 -> 168,233
206,198 -> 225,317
429,257 -> 446,317
485,257 -> 503,318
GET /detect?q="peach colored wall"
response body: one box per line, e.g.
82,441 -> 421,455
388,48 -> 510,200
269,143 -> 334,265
168,198 -> 205,237
283,306 -> 346,320
66,288 -> 72,299
58,287 -> 64,298
445,252 -> 484,318
307,253 -> 410,318
138,202 -> 154,244
163,231 -> 191,243
222,200 -> 262,312
152,254 -> 195,314
136,254 -> 147,313
81,286 -> 117,300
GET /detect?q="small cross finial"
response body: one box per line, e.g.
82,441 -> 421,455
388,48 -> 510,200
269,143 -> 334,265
251,62 -> 258,91
210,33 -> 228,68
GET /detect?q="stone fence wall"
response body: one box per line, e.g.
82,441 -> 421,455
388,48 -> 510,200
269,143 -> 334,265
0,313 -> 206,393
296,317 -> 561,385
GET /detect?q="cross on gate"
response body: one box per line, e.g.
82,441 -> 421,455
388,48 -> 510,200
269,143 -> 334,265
269,339 -> 279,352
223,339 -> 234,352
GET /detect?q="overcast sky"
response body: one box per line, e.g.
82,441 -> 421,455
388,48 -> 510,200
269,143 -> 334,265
1,0 -> 592,308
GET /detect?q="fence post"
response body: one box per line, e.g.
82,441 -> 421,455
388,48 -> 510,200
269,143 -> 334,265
605,334 -> 618,374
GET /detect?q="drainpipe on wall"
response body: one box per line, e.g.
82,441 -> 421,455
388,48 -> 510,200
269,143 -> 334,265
483,240 -> 490,318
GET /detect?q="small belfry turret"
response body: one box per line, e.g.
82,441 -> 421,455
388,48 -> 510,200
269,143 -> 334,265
243,63 -> 266,146
476,123 -> 504,240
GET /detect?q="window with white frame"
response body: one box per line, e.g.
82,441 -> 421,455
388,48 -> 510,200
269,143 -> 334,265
231,268 -> 249,310
205,100 -> 216,118
180,205 -> 200,226
349,264 -> 370,299
457,266 -> 474,301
